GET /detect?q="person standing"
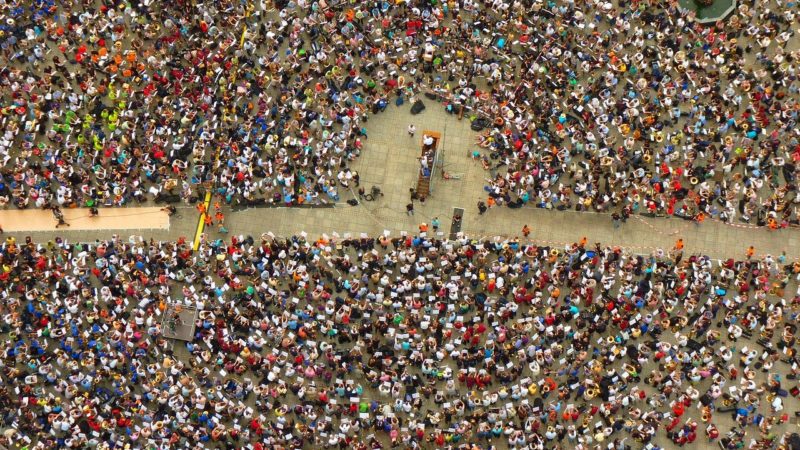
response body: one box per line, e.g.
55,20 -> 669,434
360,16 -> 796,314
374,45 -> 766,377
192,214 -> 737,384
695,212 -> 705,227
612,212 -> 621,229
422,134 -> 434,150
408,124 -> 416,137
672,238 -> 685,263
406,203 -> 414,216
522,224 -> 531,237
432,217 -> 440,232
53,207 -> 69,228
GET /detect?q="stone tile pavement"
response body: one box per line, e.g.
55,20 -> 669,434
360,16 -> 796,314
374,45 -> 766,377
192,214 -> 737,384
4,103 -> 798,261
221,104 -> 798,260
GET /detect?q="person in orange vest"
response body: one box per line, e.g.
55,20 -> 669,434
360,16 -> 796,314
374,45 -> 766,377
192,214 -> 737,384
675,239 -> 684,251
746,246 -> 755,259
768,217 -> 778,230
695,212 -> 705,226
522,224 -> 531,237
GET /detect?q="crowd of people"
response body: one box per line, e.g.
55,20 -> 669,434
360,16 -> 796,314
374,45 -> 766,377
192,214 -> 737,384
0,231 -> 797,449
1,0 -> 800,448
466,2 -> 800,227
0,0 -> 797,225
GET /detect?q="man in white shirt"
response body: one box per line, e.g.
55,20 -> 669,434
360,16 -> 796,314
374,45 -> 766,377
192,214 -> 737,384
422,134 -> 435,150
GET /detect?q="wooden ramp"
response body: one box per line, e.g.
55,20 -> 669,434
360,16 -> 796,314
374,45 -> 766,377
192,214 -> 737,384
416,130 -> 441,198
0,207 -> 170,232
450,207 -> 464,240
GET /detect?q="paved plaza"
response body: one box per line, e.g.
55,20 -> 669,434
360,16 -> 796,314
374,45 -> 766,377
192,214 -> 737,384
11,104 -> 797,262
228,105 -> 800,260
3,0 -> 800,448
5,105 -> 799,450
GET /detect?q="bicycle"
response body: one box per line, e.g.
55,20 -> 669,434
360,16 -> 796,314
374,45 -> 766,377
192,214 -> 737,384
362,185 -> 384,201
